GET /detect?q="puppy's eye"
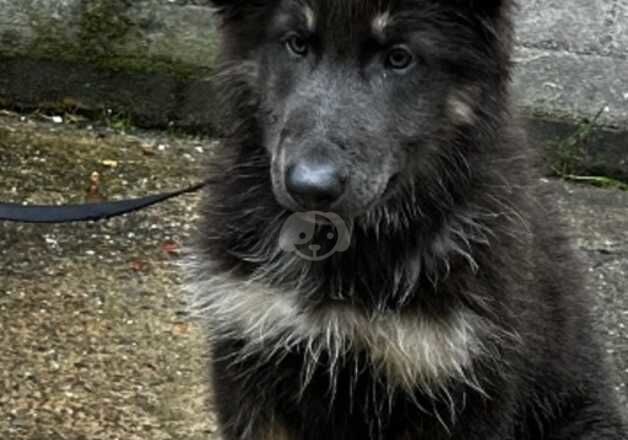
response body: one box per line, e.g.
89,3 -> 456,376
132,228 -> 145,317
385,46 -> 414,71
285,34 -> 309,57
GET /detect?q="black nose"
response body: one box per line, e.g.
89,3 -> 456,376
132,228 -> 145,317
285,159 -> 346,210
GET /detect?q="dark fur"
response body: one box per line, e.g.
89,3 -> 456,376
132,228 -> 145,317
190,1 -> 626,439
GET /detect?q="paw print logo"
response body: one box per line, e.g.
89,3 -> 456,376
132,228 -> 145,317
279,211 -> 351,261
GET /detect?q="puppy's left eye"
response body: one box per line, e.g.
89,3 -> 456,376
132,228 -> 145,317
285,34 -> 309,57
385,46 -> 415,71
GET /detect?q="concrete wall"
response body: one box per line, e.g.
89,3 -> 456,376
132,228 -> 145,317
0,0 -> 626,177
514,0 -> 628,180
515,0 -> 628,127
0,0 -> 218,129
0,0 -> 217,73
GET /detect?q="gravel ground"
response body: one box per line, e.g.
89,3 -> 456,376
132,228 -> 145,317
548,178 -> 628,410
0,111 -> 626,439
0,111 -> 218,440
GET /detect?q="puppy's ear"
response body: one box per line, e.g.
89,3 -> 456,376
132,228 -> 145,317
208,0 -> 265,17
450,0 -> 505,15
207,0 -> 240,15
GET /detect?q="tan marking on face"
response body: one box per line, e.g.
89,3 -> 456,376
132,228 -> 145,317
303,4 -> 316,32
372,11 -> 392,39
447,85 -> 481,125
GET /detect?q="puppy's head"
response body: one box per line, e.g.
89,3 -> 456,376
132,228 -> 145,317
211,0 -> 512,220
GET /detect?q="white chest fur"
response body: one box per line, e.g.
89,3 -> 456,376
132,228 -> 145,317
187,272 -> 492,394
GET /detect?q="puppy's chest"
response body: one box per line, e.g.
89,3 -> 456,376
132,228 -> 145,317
214,282 -> 485,392
240,353 -> 467,440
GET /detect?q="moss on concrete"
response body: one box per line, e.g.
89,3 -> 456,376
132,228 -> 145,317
77,0 -> 134,59
24,39 -> 211,81
540,109 -> 628,190
546,109 -> 603,177
16,0 -> 216,79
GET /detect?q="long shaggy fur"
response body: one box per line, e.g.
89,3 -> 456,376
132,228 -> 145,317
187,1 -> 626,439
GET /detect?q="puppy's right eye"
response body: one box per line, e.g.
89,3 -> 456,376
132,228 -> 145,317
385,46 -> 415,71
285,34 -> 309,57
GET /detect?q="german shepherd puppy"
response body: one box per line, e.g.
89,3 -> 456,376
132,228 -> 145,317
187,1 -> 626,439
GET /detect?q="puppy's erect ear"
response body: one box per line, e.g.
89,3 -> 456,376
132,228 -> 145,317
449,0 -> 505,16
207,0 -> 240,15
207,0 -> 265,17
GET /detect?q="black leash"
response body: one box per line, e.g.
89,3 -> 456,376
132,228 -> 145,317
0,180 -> 208,224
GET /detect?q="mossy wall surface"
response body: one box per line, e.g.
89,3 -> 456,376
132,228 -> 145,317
0,0 -> 217,77
0,0 -> 219,130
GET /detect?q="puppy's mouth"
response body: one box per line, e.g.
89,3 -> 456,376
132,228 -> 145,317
331,173 -> 401,219
356,173 -> 402,217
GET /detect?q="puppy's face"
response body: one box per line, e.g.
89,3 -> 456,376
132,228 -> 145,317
214,0 -> 506,219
